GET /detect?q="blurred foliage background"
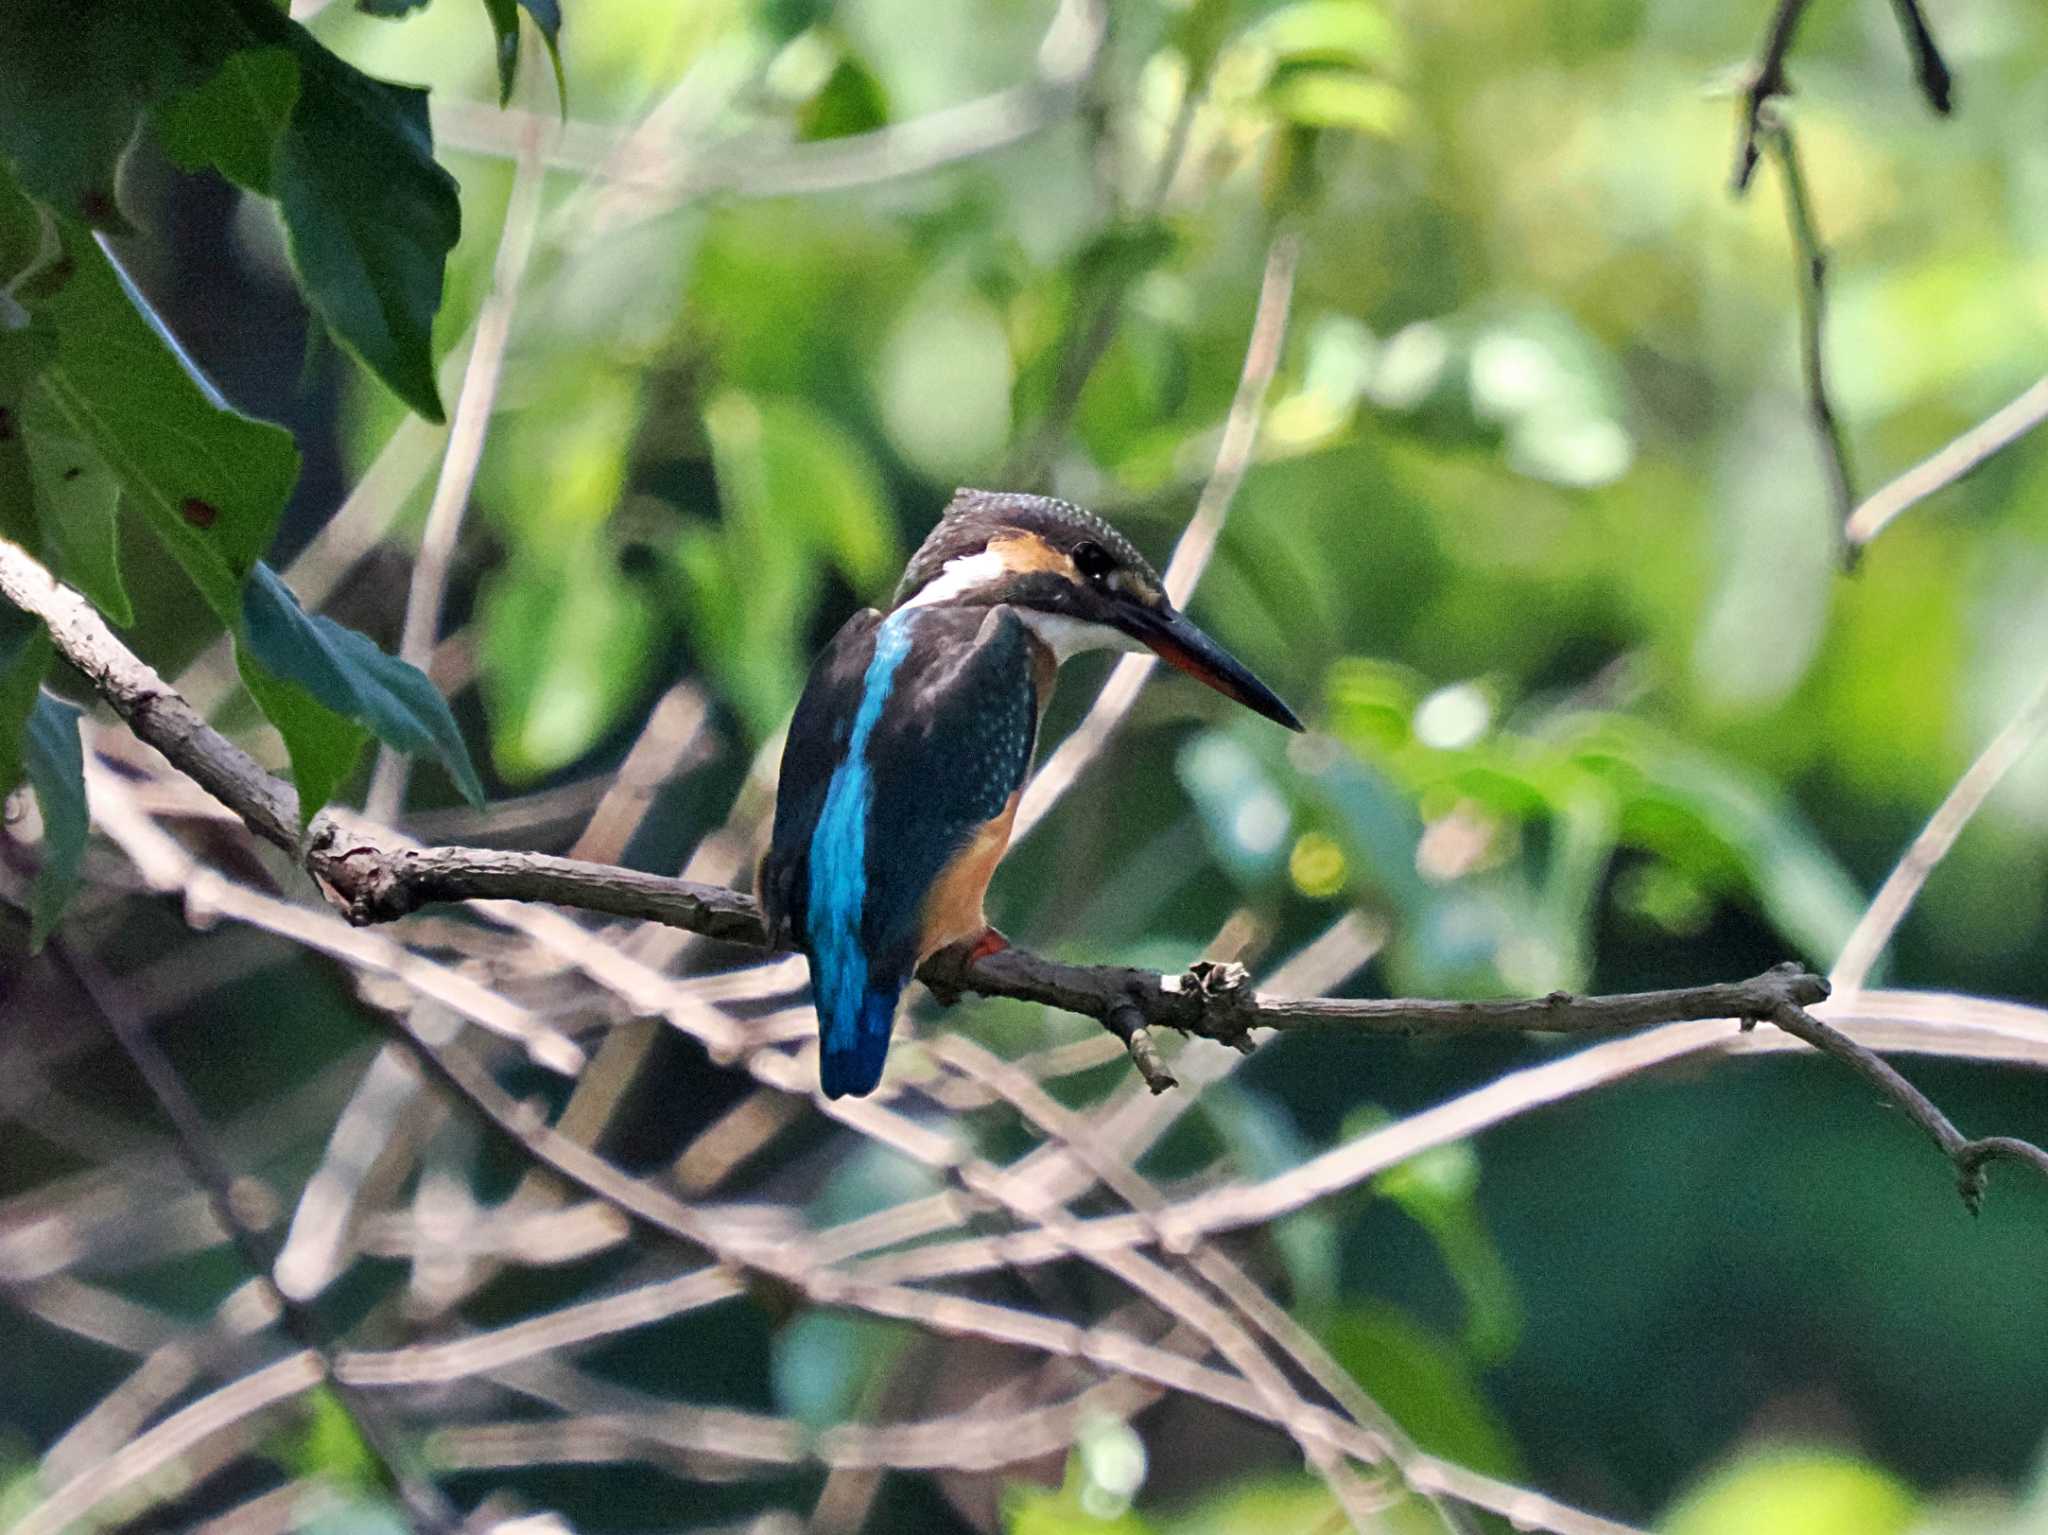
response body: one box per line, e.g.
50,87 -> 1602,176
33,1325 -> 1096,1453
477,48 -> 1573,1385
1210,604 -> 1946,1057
5,0 -> 2048,1532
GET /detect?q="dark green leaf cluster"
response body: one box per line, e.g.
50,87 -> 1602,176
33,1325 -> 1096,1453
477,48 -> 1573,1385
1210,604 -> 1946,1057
0,0 -> 509,939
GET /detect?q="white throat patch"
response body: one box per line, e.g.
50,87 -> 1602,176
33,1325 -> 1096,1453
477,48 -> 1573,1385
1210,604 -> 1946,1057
1013,609 -> 1146,663
898,546 -> 1148,662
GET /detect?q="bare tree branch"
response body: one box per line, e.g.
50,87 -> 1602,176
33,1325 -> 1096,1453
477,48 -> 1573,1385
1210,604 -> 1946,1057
1761,119 -> 1857,557
1832,665 -> 2048,992
1846,375 -> 2048,549
1760,998 -> 2048,1211
1886,0 -> 1954,115
48,947 -> 459,1534
8,524 -> 2046,1230
365,115 -> 547,821
1730,0 -> 1813,194
0,536 -> 1836,1063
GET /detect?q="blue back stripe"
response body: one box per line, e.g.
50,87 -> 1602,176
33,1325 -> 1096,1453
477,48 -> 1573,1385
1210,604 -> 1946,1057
807,611 -> 915,1051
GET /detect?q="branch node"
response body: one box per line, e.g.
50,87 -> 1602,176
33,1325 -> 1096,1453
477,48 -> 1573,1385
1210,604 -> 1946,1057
1105,999 -> 1177,1093
1182,958 -> 1258,1052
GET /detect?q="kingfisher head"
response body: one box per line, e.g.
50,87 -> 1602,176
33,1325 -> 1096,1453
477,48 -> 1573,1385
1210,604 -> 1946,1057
893,488 -> 1304,731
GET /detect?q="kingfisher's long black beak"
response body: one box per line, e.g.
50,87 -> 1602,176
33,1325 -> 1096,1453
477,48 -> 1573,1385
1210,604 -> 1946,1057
1119,602 -> 1304,732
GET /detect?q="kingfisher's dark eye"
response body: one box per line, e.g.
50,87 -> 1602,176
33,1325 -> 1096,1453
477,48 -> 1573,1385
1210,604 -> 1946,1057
1072,540 -> 1114,582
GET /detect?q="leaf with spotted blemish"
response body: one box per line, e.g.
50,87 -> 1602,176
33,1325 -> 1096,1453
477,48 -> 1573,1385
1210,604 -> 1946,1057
15,221 -> 298,619
18,388 -> 130,625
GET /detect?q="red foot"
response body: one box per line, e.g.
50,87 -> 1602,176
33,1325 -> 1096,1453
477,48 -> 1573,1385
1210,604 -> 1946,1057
965,926 -> 1010,963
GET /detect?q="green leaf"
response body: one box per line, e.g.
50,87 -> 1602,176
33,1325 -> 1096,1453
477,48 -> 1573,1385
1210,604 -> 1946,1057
771,1311 -> 906,1431
0,3 -> 227,229
480,539 -> 658,781
1319,1303 -> 1523,1478
154,47 -> 299,195
157,1 -> 462,421
1159,1478 -> 1338,1535
276,1386 -> 381,1488
0,599 -> 50,793
258,1 -> 460,422
703,391 -> 897,592
683,391 -> 898,737
21,689 -> 86,949
18,388 -> 129,624
240,656 -> 370,825
1263,67 -> 1411,138
1251,1 -> 1402,72
1663,1449 -> 1917,1535
21,224 -> 299,618
799,56 -> 890,142
480,0 -> 522,104
0,321 -> 51,552
242,562 -> 485,808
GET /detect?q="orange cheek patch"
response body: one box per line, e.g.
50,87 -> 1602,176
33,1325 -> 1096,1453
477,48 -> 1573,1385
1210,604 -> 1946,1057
988,533 -> 1079,581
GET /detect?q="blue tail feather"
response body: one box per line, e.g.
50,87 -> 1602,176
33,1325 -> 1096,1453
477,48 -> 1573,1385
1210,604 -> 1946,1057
819,984 -> 900,1099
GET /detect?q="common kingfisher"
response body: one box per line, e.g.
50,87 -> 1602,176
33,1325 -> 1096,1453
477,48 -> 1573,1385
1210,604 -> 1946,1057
761,489 -> 1303,1098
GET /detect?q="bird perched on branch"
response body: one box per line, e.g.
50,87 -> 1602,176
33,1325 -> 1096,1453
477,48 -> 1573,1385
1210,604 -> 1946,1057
761,489 -> 1303,1097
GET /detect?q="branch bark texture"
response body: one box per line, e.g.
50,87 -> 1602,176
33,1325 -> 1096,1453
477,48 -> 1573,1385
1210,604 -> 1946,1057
6,533 -> 2046,1212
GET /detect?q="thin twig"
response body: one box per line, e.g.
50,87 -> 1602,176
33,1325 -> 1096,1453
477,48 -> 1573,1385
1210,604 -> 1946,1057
1885,0 -> 1954,114
1847,376 -> 2048,548
46,947 -> 458,1535
862,989 -> 2048,1287
1003,21 -> 1212,489
1762,998 -> 2048,1211
365,117 -> 548,820
1832,666 -> 2048,992
1017,232 -> 1301,838
1730,0 -> 1813,194
1762,118 -> 1857,555
0,535 -> 1835,1067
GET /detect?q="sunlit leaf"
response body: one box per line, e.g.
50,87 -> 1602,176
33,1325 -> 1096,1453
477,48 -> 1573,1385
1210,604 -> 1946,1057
277,1387 -> 381,1489
21,689 -> 86,949
1158,1478 -> 1339,1535
1663,1449 -> 1917,1535
877,285 -> 1014,481
1250,0 -> 1402,72
1003,1487 -> 1155,1535
242,561 -> 485,808
480,538 -> 659,780
1264,68 -> 1410,138
800,56 -> 890,141
704,390 -> 898,593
